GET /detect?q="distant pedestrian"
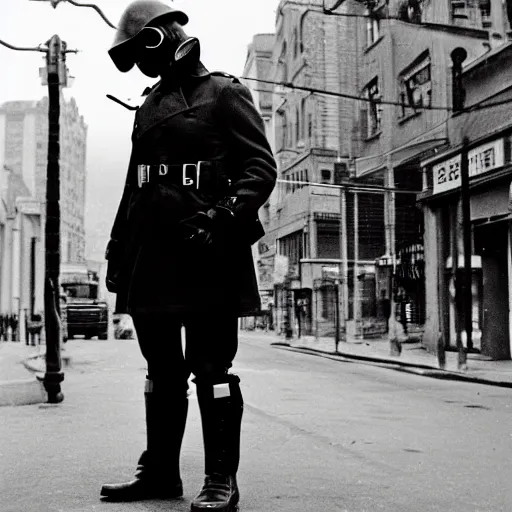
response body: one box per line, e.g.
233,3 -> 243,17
101,2 -> 276,511
380,290 -> 391,334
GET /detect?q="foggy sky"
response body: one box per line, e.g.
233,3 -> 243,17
1,0 -> 278,260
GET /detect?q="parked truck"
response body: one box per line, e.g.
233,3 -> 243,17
60,263 -> 109,340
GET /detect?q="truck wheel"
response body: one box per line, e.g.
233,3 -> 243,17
98,331 -> 108,340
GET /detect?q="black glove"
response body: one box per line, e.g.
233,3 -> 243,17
105,239 -> 122,293
178,198 -> 239,247
178,211 -> 215,247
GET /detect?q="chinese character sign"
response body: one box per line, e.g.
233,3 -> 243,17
468,139 -> 504,178
433,155 -> 461,194
432,138 -> 505,195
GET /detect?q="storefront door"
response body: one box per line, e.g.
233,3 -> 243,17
475,222 -> 511,360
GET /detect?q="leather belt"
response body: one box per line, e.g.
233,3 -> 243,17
136,161 -> 230,193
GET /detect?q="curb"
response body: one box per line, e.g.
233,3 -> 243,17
271,343 -> 512,389
0,353 -> 72,407
0,375 -> 46,407
23,354 -> 72,374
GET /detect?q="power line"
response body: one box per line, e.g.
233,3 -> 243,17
276,178 -> 422,194
0,39 -> 46,53
243,75 -> 512,115
243,76 -> 453,112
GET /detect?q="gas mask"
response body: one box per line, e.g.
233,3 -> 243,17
134,25 -> 200,79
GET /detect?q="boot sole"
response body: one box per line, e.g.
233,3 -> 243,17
100,484 -> 183,502
190,503 -> 239,512
190,507 -> 239,512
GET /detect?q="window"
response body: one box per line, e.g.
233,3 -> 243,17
317,220 -> 340,259
321,169 -> 332,184
334,162 -> 348,184
293,28 -> 299,58
281,112 -> 288,150
308,113 -> 313,140
279,230 -> 304,266
479,0 -> 491,27
362,78 -> 382,138
295,107 -> 300,144
366,15 -> 380,46
301,97 -> 307,141
279,42 -> 288,82
399,54 -> 432,118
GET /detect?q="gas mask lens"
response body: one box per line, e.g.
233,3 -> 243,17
139,26 -> 165,49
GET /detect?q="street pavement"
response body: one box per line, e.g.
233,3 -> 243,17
1,334 -> 512,511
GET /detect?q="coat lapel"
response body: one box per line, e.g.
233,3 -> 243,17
134,74 -> 211,140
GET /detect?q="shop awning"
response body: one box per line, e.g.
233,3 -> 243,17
355,137 -> 449,176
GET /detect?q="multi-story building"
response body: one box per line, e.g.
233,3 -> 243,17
352,0 -> 498,336
243,0 -> 510,341
0,95 -> 87,340
255,0 -> 366,338
241,33 -> 276,330
0,164 -> 44,342
0,95 -> 87,264
420,40 -> 512,360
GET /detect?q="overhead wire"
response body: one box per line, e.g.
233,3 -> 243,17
243,75 -> 512,115
242,76 -> 454,112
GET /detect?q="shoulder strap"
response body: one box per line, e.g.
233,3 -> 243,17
210,71 -> 241,84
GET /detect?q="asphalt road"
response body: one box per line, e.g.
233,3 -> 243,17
1,333 -> 511,512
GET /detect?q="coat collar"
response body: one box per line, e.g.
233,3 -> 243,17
133,63 -> 212,140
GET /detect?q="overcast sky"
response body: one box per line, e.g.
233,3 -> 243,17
1,0 -> 278,260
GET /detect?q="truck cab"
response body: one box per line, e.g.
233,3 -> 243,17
61,264 -> 109,340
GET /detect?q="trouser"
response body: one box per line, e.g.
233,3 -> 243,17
132,311 -> 239,389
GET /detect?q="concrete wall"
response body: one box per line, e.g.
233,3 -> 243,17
357,20 -> 489,160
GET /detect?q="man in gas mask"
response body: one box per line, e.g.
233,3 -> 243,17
100,2 -> 277,511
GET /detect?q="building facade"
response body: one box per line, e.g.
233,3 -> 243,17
0,95 -> 87,341
241,33 -> 276,330
420,42 -> 512,360
352,0 -> 495,337
255,0 -> 367,339
242,0 -> 512,343
0,95 -> 87,265
0,165 -> 44,342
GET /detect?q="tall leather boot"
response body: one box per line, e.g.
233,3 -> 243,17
101,378 -> 188,501
191,374 -> 243,512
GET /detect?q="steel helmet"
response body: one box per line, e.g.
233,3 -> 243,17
109,0 -> 189,72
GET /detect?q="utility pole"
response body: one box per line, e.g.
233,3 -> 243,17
451,47 -> 469,370
41,34 -> 66,403
459,136 -> 471,366
0,34 -> 75,402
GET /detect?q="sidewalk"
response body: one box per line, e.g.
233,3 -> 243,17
0,341 -> 46,406
243,330 -> 512,388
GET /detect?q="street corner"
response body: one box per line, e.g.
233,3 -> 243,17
22,352 -> 72,373
0,376 -> 46,406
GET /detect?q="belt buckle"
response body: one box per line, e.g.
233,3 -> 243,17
138,164 -> 150,188
183,161 -> 206,189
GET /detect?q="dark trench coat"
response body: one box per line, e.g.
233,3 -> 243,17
108,71 -> 277,317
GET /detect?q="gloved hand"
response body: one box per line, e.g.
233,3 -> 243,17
178,198 -> 239,247
105,239 -> 122,293
178,211 -> 214,246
